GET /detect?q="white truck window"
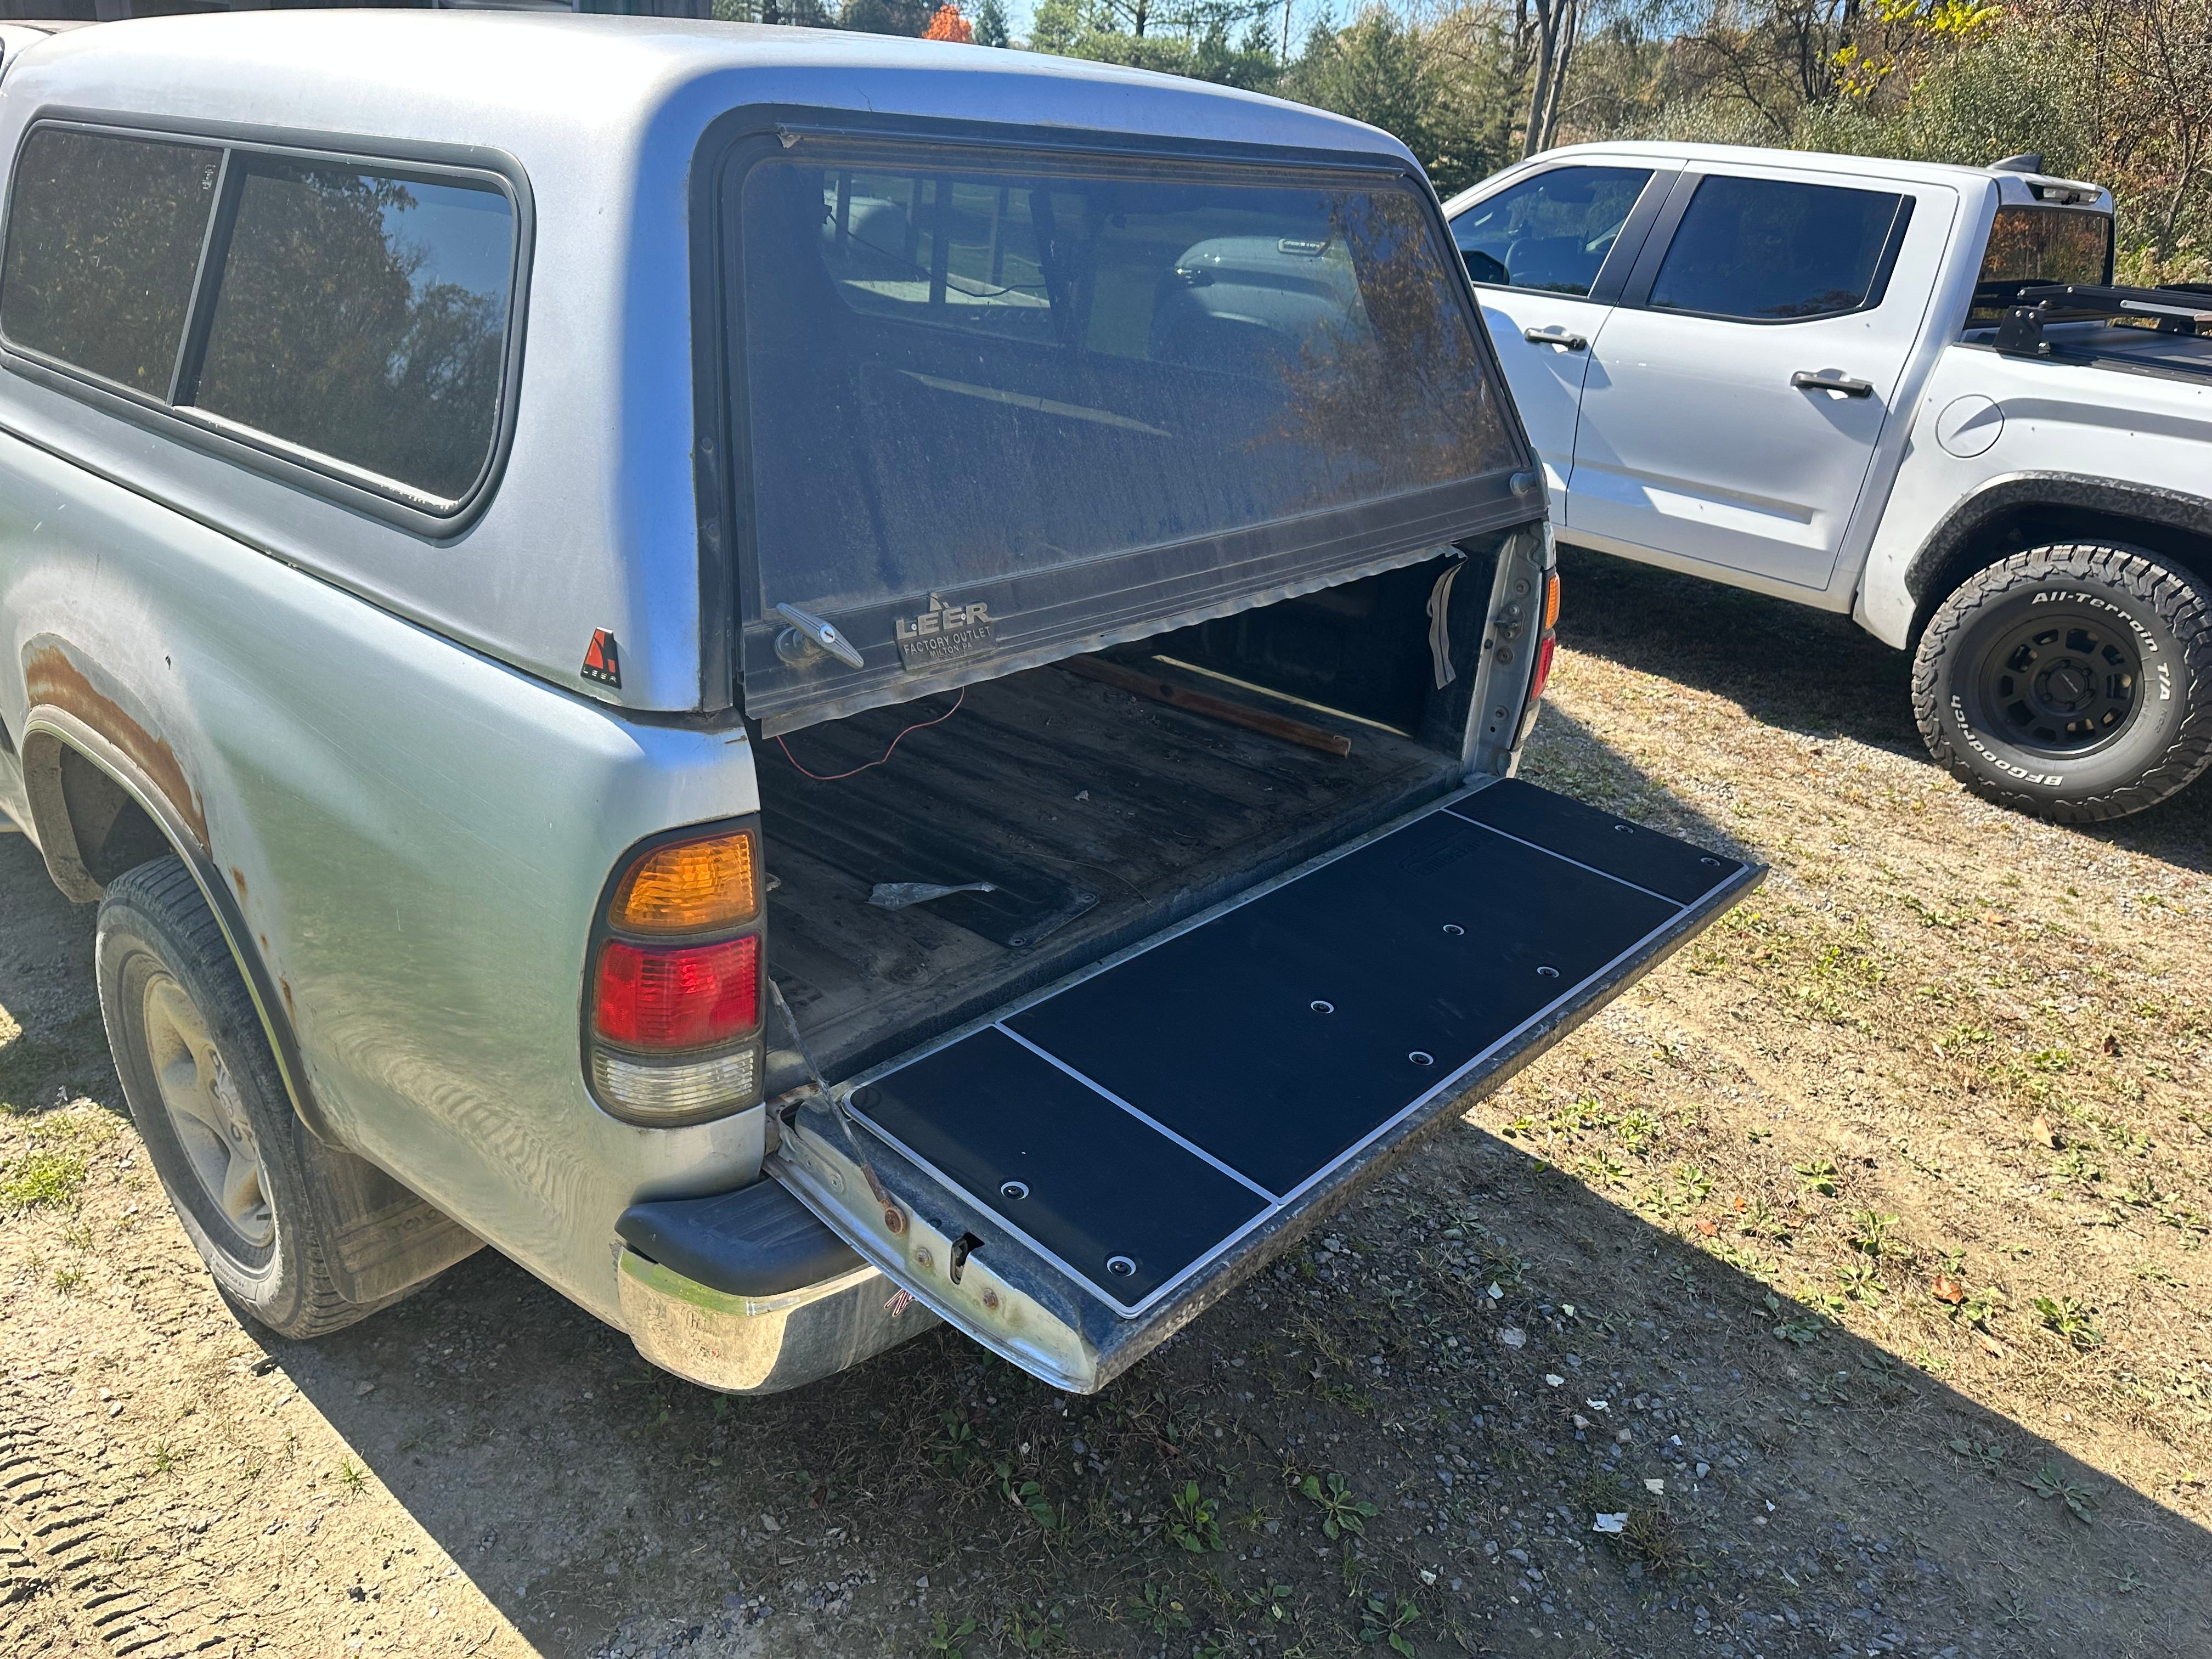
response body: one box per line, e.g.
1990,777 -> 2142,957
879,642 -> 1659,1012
1448,165 -> 1653,295
189,160 -> 515,501
1648,174 -> 1908,321
0,127 -> 220,397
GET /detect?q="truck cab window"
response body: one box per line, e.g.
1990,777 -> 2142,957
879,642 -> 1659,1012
1449,166 -> 1653,295
0,127 -> 220,396
1648,174 -> 1907,322
189,160 -> 516,503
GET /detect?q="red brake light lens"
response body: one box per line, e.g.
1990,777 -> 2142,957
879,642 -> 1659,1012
1528,634 -> 1558,706
593,935 -> 760,1051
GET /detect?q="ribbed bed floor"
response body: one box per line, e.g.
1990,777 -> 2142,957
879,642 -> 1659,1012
758,658 -> 1465,1080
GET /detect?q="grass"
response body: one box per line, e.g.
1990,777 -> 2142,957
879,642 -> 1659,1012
0,1147 -> 88,1210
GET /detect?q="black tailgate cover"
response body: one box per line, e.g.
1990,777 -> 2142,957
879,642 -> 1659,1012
848,780 -> 1747,1317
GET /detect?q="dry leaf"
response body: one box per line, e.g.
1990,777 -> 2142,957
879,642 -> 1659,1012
1731,1196 -> 1747,1212
1695,1219 -> 1719,1237
2030,1115 -> 2058,1149
1976,1331 -> 2007,1358
1931,1276 -> 1967,1305
2102,1034 -> 2121,1057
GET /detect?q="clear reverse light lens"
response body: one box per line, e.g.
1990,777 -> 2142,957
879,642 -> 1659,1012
592,1045 -> 760,1120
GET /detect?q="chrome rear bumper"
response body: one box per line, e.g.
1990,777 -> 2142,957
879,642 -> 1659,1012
615,1244 -> 939,1394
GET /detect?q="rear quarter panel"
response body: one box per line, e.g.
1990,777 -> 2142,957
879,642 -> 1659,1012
0,430 -> 764,1323
1855,342 -> 2212,645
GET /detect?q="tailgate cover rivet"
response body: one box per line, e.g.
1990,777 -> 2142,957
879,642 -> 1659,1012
1001,1181 -> 1030,1200
1537,964 -> 1560,978
1105,1255 -> 1137,1277
1443,923 -> 1464,935
1310,1000 -> 1334,1014
1409,1051 -> 1435,1067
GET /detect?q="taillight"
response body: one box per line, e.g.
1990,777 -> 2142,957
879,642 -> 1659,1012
1519,571 -> 1560,740
585,821 -> 766,1126
1528,634 -> 1558,705
611,832 -> 759,933
594,936 -> 760,1049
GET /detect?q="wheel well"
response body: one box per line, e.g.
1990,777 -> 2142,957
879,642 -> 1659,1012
1910,502 -> 2212,646
54,743 -> 175,889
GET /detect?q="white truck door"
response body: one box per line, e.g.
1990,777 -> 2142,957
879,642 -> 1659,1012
1567,165 -> 1950,591
1447,163 -> 1673,508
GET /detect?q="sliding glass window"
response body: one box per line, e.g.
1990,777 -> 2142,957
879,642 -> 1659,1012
0,125 -> 520,514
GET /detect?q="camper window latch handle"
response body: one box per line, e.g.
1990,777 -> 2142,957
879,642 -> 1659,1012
774,602 -> 866,669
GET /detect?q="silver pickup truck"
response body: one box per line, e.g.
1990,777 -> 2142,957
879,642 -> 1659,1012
0,12 -> 1756,1394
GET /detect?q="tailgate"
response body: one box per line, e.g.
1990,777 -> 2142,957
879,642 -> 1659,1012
769,778 -> 1759,1392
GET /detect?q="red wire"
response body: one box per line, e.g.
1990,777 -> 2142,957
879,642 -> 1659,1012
775,687 -> 965,781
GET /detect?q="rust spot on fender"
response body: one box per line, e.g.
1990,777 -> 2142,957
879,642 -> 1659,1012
279,977 -> 295,1019
24,645 -> 208,848
231,866 -> 249,903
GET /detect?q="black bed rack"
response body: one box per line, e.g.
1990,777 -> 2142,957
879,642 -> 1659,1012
1994,282 -> 2212,356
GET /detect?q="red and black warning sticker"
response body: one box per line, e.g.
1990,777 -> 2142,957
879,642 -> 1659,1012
581,629 -> 621,687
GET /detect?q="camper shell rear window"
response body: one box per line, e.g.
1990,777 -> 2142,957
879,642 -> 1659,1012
724,132 -> 1531,734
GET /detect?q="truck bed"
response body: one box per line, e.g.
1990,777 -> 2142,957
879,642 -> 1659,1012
759,659 -> 1466,1083
1971,319 -> 2212,384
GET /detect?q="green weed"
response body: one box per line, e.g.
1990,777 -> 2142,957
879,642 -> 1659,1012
923,1611 -> 978,1658
1358,1594 -> 1420,1656
1297,1472 -> 1378,1541
2033,1296 -> 2104,1349
2024,1462 -> 2100,1523
1165,1481 -> 1222,1553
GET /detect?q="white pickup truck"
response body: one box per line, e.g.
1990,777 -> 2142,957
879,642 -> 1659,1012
1444,143 -> 2212,822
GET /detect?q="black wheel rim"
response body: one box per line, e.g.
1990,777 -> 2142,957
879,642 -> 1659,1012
1970,604 -> 2142,758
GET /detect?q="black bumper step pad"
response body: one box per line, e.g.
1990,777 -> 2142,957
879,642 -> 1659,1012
850,782 -> 1747,1314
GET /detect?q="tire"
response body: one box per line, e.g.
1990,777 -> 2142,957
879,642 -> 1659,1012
1911,543 -> 2212,823
95,857 -> 411,1340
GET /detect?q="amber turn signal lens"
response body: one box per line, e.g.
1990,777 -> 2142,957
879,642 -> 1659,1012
1543,572 -> 1561,631
611,830 -> 758,934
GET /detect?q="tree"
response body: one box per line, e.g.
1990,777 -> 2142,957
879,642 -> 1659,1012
840,0 -> 935,35
972,0 -> 1009,46
1518,0 -> 1584,156
1283,9 -> 1504,196
922,1 -> 975,39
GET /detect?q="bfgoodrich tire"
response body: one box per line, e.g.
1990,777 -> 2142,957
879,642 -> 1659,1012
1912,543 -> 2212,822
95,857 -> 411,1340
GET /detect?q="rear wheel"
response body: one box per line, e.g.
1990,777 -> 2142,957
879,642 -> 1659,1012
97,857 -> 411,1339
1912,543 -> 2212,822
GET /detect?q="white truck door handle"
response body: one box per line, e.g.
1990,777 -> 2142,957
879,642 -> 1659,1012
1523,325 -> 1588,351
774,602 -> 867,669
1791,370 -> 1874,398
